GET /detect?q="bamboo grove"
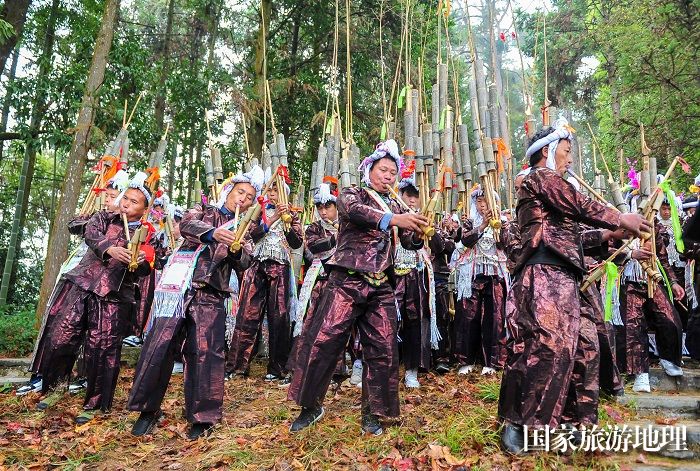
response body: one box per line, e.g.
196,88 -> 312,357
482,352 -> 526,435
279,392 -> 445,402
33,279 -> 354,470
0,0 -> 697,313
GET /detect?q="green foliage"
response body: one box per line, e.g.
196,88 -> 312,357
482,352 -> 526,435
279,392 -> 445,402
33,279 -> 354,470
0,305 -> 38,357
0,18 -> 14,46
517,0 -> 699,190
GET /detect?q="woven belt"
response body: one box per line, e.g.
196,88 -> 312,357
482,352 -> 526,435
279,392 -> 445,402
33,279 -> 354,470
348,270 -> 388,287
393,267 -> 413,277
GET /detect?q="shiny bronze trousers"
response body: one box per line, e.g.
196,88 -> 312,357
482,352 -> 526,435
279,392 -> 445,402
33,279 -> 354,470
454,275 -> 506,368
289,269 -> 400,417
499,265 -> 599,428
38,281 -> 131,411
615,281 -> 683,375
228,260 -> 292,377
128,288 -> 226,424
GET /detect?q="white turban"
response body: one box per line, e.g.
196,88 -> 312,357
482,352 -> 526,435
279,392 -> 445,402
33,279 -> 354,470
215,164 -> 265,209
313,183 -> 337,204
358,139 -> 402,186
525,118 -> 574,170
114,171 -> 151,206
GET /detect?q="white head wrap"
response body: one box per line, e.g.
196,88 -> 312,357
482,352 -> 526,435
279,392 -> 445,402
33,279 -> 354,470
469,185 -> 500,228
106,169 -> 130,192
358,139 -> 402,186
167,203 -> 184,220
313,183 -> 337,205
114,171 -> 152,206
154,192 -> 170,207
215,164 -> 265,209
398,170 -> 418,192
683,199 -> 698,210
515,167 -> 531,179
525,118 -> 574,170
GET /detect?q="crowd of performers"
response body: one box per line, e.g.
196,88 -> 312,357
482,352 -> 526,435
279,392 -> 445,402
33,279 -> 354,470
15,121 -> 700,451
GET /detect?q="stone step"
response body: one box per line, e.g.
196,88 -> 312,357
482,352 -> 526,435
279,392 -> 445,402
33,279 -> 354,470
616,419 -> 700,461
620,393 -> 700,419
0,357 -> 31,368
649,367 -> 700,393
0,375 -> 31,384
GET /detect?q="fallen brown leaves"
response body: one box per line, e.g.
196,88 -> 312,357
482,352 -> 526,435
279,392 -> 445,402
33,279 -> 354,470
0,363 -> 672,470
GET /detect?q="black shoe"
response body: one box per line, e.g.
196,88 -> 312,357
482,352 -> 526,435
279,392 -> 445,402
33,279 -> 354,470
289,406 -> 324,432
435,362 -> 450,375
131,410 -> 162,436
361,412 -> 383,436
186,422 -> 214,440
362,414 -> 384,436
278,376 -> 291,387
16,375 -> 43,396
501,423 -> 525,455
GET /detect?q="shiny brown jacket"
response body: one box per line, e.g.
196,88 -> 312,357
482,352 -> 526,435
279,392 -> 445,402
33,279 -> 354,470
64,211 -> 151,301
179,204 -> 253,293
305,220 -> 336,261
515,166 -> 621,274
327,186 -> 422,273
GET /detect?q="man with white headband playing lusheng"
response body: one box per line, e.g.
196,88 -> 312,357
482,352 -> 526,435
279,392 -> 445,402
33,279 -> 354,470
497,120 -> 652,454
227,167 -> 304,383
452,184 -> 509,377
127,165 -> 263,440
33,171 -> 154,425
18,169 -> 130,399
288,139 -> 427,436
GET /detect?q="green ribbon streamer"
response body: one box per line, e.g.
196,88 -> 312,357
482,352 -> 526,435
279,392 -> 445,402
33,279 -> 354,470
324,116 -> 334,136
380,121 -> 387,141
604,262 -> 619,322
659,180 -> 685,253
439,108 -> 447,131
656,259 -> 674,300
398,86 -> 409,109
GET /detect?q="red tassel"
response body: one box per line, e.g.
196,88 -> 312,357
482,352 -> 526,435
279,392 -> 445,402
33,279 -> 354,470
141,244 -> 155,263
258,196 -> 270,226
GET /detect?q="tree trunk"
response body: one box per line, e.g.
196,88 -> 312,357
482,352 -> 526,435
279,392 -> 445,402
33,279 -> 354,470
186,137 -> 194,205
153,0 -> 175,136
0,0 -> 60,306
205,0 -> 221,69
167,133 -> 177,196
0,0 -> 31,77
248,0 -> 272,159
33,0 -> 120,320
0,46 -> 20,166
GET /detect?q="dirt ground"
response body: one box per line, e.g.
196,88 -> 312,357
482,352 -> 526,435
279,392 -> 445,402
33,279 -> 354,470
0,360 -> 693,470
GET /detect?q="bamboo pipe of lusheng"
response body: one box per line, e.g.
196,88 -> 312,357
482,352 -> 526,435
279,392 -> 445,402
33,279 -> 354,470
387,185 -> 436,240
229,165 -> 281,252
